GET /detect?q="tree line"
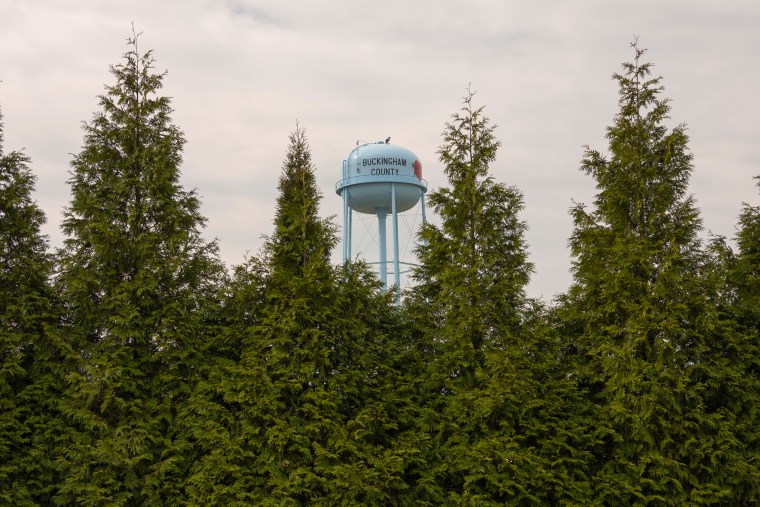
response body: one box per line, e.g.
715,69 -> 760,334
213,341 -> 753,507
1,35 -> 758,506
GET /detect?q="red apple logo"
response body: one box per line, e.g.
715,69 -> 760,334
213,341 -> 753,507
413,159 -> 422,179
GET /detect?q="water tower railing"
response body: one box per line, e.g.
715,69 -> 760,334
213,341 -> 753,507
335,174 -> 428,191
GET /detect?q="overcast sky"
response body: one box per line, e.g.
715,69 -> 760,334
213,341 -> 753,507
2,0 -> 758,300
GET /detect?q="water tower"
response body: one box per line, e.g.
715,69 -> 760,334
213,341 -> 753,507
336,140 -> 427,301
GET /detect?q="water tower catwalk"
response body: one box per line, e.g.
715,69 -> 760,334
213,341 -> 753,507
336,140 -> 427,299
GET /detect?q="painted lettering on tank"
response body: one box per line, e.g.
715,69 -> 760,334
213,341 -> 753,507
370,168 -> 401,176
362,157 -> 408,167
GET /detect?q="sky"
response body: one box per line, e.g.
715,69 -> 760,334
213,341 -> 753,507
2,0 -> 759,300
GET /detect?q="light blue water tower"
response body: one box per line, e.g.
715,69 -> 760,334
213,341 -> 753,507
336,140 -> 427,301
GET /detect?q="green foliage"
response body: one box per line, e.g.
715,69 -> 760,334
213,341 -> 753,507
248,127 -> 343,503
0,106 -> 64,505
3,33 -> 758,505
268,125 -> 337,278
184,126 -> 414,505
736,177 -> 760,315
54,32 -> 223,505
407,88 -> 587,504
719,176 -> 760,502
558,41 -> 755,504
413,86 -> 532,382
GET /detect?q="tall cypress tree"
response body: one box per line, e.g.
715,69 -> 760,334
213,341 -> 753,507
408,89 -> 580,504
736,177 -> 760,326
245,126 -> 340,503
558,42 -> 746,504
412,87 -> 532,386
0,107 -> 59,505
254,127 -> 421,504
720,177 -> 760,502
54,33 -> 223,505
181,250 -> 269,505
185,126 -> 382,504
184,125 -> 422,505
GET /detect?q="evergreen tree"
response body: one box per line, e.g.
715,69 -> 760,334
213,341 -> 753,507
558,41 -> 748,504
188,186 -> 427,501
736,177 -> 760,324
717,178 -> 760,502
0,106 -> 59,505
412,86 -> 532,387
181,252 -> 268,505
238,125 -> 340,503
54,33 -> 223,505
184,126 -> 417,505
408,88 -> 583,504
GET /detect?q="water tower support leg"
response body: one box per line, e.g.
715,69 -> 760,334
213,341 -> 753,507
343,191 -> 350,264
347,207 -> 352,262
392,183 -> 401,304
378,209 -> 388,290
420,191 -> 427,225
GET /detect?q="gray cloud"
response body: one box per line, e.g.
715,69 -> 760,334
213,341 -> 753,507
1,0 -> 758,299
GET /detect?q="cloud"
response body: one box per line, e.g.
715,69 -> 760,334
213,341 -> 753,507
1,0 -> 759,298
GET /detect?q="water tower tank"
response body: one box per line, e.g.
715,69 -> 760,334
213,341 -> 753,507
337,141 -> 426,214
336,140 -> 427,301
